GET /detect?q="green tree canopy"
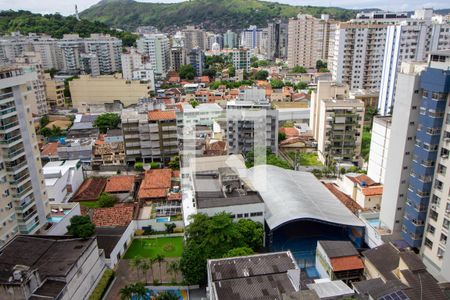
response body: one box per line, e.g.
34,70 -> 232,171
223,247 -> 255,258
179,64 -> 196,80
67,215 -> 95,238
228,66 -> 236,77
97,192 -> 118,208
254,70 -> 269,80
316,60 -> 327,71
93,113 -> 121,134
291,65 -> 307,73
168,155 -> 180,170
270,79 -> 284,89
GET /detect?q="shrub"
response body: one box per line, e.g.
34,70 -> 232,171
135,229 -> 144,236
88,269 -> 115,300
143,226 -> 154,235
134,162 -> 144,171
150,162 -> 160,169
173,227 -> 184,233
97,193 -> 117,208
165,223 -> 176,234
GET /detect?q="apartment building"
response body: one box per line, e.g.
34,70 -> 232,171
330,12 -> 409,91
57,34 -> 84,73
379,61 -> 426,237
0,66 -> 50,246
240,25 -> 263,51
367,116 -> 392,184
84,34 -> 122,74
231,48 -> 251,72
287,14 -> 336,68
14,52 -> 48,115
267,20 -> 288,60
80,53 -> 100,76
187,47 -> 204,77
137,34 -> 170,77
227,87 -> 278,155
44,73 -> 65,108
378,9 -> 450,116
31,36 -> 62,70
223,30 -> 238,49
0,34 -> 33,64
316,98 -> 365,167
182,26 -> 207,50
69,74 -> 151,111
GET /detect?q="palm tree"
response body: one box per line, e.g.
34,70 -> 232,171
155,254 -> 166,283
131,282 -> 148,300
167,260 -> 180,283
120,285 -> 133,300
130,256 -> 143,281
155,291 -> 179,300
149,257 -> 156,282
140,258 -> 151,283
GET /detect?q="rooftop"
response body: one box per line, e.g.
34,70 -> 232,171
138,169 -> 175,200
361,186 -> 383,196
104,175 -> 135,193
148,110 -> 176,121
41,142 -> 59,157
318,240 -> 359,258
72,177 -> 107,202
92,204 -> 134,227
95,226 -> 127,258
307,280 -> 354,299
323,182 -> 364,214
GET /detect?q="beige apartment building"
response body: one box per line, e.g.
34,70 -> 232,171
287,14 -> 336,69
0,66 -> 50,246
69,74 -> 151,111
44,73 -> 65,107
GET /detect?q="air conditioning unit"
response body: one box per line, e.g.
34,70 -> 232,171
442,155 -> 449,159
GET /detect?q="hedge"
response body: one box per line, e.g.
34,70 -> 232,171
89,269 -> 115,300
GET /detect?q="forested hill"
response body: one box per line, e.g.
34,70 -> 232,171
80,0 -> 357,32
0,10 -> 137,46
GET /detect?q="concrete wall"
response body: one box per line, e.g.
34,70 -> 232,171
107,221 -> 135,268
46,203 -> 81,236
197,203 -> 265,225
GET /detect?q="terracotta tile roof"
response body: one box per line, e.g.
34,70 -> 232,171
168,76 -> 180,83
280,127 -> 300,138
172,170 -> 180,178
361,186 -> 383,196
72,177 -> 107,202
330,256 -> 364,272
348,174 -> 377,187
323,182 -> 364,214
167,193 -> 181,201
148,110 -> 176,121
41,142 -> 59,157
138,169 -> 173,200
104,175 -> 135,193
92,204 -> 134,227
198,76 -> 210,83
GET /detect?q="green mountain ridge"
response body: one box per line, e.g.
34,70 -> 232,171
79,0 -> 358,32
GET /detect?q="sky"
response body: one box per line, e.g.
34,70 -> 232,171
0,0 -> 448,16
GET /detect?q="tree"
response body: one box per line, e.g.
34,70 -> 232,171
179,64 -> 196,80
129,256 -> 143,281
155,291 -> 179,300
291,65 -> 307,73
93,113 -> 120,134
235,219 -> 264,251
270,79 -> 284,89
140,258 -> 151,283
155,254 -> 165,282
67,215 -> 95,238
316,60 -> 327,71
40,127 -> 51,137
254,70 -> 269,80
278,132 -> 286,142
167,260 -> 180,283
189,99 -> 199,108
165,223 -> 176,234
365,106 -> 378,128
168,155 -> 180,170
251,61 -> 259,68
131,282 -> 147,300
295,81 -> 308,90
97,192 -> 117,208
120,285 -> 133,300
223,247 -> 254,258
228,66 -> 236,77
40,116 -> 49,128
319,68 -> 330,73
203,68 -> 216,78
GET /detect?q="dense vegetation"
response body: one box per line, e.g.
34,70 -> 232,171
245,148 -> 292,169
0,10 -> 137,46
180,213 -> 263,284
93,113 -> 121,134
80,0 -> 357,32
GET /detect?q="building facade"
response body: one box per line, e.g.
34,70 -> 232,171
367,116 -> 392,184
137,34 -> 170,77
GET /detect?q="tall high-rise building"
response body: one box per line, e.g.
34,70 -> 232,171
137,34 -> 170,77
267,20 -> 288,60
287,14 -> 336,69
80,53 -> 100,76
240,26 -> 263,50
84,34 -> 122,74
330,12 -> 409,91
223,30 -> 238,49
0,66 -> 50,246
187,47 -> 204,77
231,48 -> 251,72
378,9 -> 450,116
182,26 -> 207,51
31,36 -> 63,70
367,116 -> 392,184
0,34 -> 33,64
57,34 -> 84,73
419,52 -> 450,281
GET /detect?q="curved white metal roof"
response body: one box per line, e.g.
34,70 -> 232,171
246,165 -> 365,230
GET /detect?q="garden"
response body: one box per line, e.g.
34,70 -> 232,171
124,237 -> 183,259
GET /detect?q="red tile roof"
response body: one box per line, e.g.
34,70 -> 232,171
148,110 -> 176,121
72,177 -> 107,202
104,175 -> 135,193
348,174 -> 377,187
41,142 -> 59,157
167,193 -> 181,201
280,127 -> 300,138
138,169 -> 173,200
361,186 -> 383,196
323,182 -> 364,214
330,256 -> 364,272
92,204 -> 134,227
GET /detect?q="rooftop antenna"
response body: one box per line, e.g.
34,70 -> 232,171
75,5 -> 80,21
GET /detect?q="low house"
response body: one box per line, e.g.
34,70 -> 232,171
307,280 -> 354,300
337,173 -> 383,210
43,160 -> 84,203
72,177 -> 107,202
92,204 -> 134,227
40,142 -> 59,162
137,169 -> 181,217
0,235 -> 105,300
104,175 -> 136,202
207,251 -> 300,300
315,240 -> 364,284
92,129 -> 126,167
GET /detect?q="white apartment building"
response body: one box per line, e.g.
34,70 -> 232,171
231,48 -> 251,72
367,116 -> 392,184
80,53 -> 100,76
84,34 -> 122,74
287,14 -> 336,69
57,34 -> 84,73
378,9 -> 450,116
121,48 -> 156,87
223,30 -> 238,49
330,12 -> 409,91
43,160 -> 84,204
240,25 -> 263,51
137,34 -> 170,77
182,26 -> 207,50
31,36 -> 63,70
0,34 -> 33,64
0,66 -> 50,246
379,61 -> 427,235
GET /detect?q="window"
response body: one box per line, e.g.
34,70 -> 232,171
441,234 -> 448,245
443,218 -> 450,229
437,247 -> 445,258
438,164 -> 447,175
424,238 -> 433,248
435,179 -> 444,191
430,210 -> 439,221
427,224 -> 435,234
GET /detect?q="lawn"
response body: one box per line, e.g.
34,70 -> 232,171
123,237 -> 183,259
288,152 -> 322,166
79,201 -> 101,208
